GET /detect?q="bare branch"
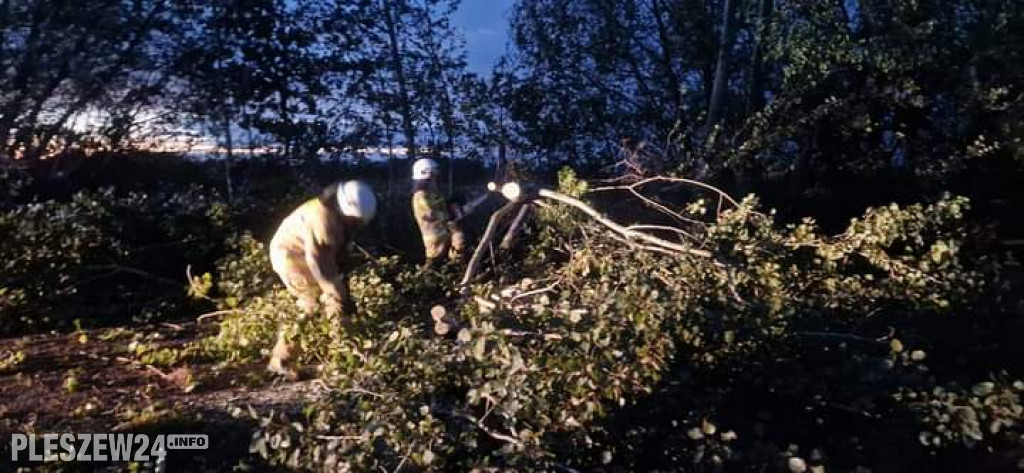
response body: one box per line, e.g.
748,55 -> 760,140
343,387 -> 386,398
460,201 -> 523,292
196,310 -> 242,323
510,279 -> 561,302
83,263 -> 182,287
316,434 -> 368,441
499,329 -> 564,341
793,332 -> 889,344
448,410 -> 524,447
534,188 -> 714,260
595,182 -> 705,226
590,175 -> 741,209
625,224 -> 701,243
499,204 -> 532,250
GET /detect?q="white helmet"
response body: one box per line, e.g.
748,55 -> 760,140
412,158 -> 440,180
336,180 -> 377,224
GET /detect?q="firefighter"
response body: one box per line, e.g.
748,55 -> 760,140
411,158 -> 465,265
266,180 -> 377,377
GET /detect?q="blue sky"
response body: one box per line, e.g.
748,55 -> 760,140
452,0 -> 516,74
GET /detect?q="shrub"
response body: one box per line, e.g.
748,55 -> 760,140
0,187 -> 230,335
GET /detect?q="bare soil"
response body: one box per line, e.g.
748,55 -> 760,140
0,322 -> 320,471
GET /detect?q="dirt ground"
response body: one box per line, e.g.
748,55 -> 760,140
0,321 -> 320,471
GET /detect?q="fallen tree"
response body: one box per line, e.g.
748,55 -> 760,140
199,168 -> 1021,472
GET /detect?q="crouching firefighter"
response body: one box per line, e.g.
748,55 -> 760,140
411,158 -> 465,266
266,180 -> 377,377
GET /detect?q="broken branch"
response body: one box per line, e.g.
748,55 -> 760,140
533,187 -> 714,259
499,204 -> 532,250
460,201 -> 523,293
590,176 -> 740,209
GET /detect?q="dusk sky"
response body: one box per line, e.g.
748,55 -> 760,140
452,0 -> 517,74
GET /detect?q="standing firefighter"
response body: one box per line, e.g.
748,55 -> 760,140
267,180 -> 377,377
411,158 -> 465,265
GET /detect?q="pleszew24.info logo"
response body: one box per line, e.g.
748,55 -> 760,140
10,433 -> 208,463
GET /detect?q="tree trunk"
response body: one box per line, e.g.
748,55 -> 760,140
413,0 -> 456,190
278,88 -> 293,158
438,81 -> 456,194
25,0 -> 165,159
247,125 -> 255,159
747,0 -> 774,113
857,0 -> 892,38
0,0 -> 9,52
651,0 -> 684,123
495,132 -> 507,182
224,116 -> 234,203
434,75 -> 457,194
593,0 -> 656,112
447,136 -> 455,194
382,0 -> 417,161
0,4 -> 46,155
386,119 -> 396,201
705,0 -> 734,133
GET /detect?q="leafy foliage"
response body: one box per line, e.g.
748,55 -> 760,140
199,169 -> 1020,471
0,187 -> 229,335
508,0 -> 1024,193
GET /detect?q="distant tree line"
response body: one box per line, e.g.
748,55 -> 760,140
2,0 -> 1022,192
0,0 -> 507,166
